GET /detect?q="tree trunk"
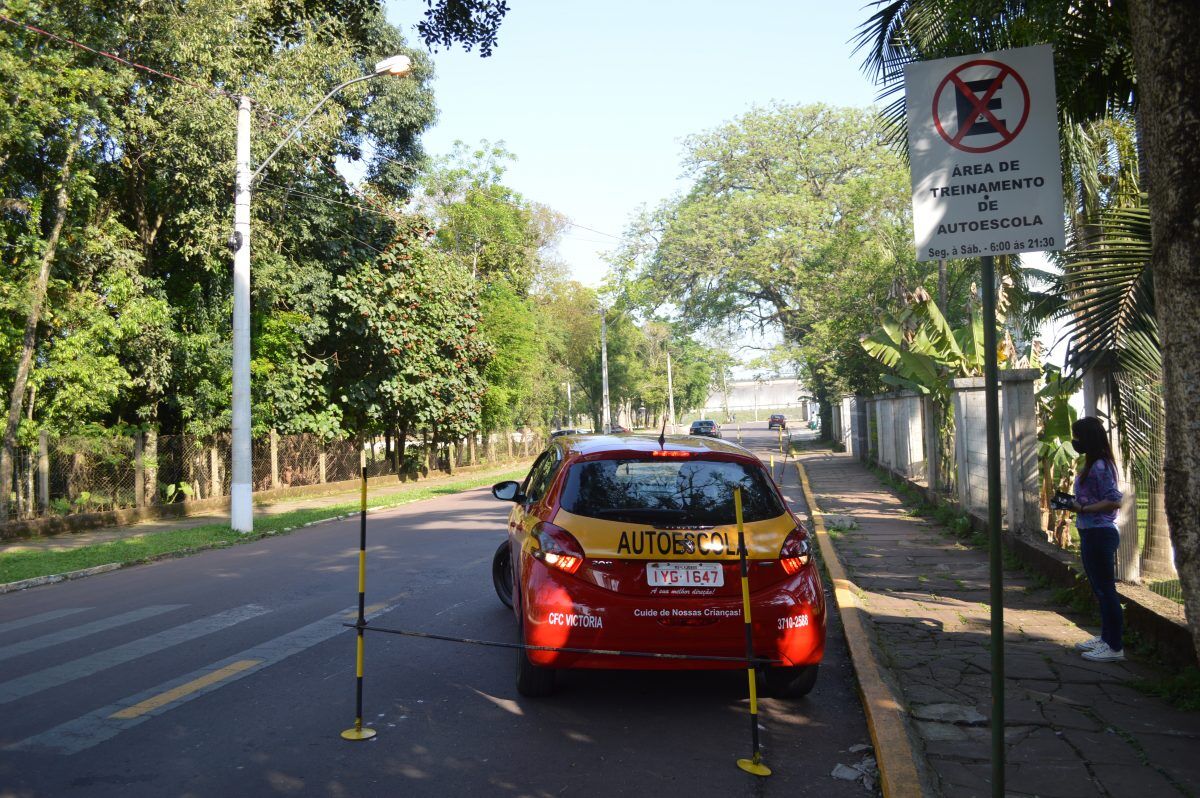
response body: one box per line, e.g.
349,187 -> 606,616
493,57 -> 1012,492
397,421 -> 409,477
1141,472 -> 1175,578
1129,0 -> 1200,661
144,428 -> 157,506
0,129 -> 81,519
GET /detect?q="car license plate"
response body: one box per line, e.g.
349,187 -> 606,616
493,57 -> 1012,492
646,562 -> 724,587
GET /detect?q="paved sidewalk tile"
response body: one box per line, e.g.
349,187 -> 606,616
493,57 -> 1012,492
801,450 -> 1200,798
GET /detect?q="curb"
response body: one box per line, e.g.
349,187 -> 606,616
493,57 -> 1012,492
0,562 -> 122,594
796,460 -> 924,798
0,468 -> 524,595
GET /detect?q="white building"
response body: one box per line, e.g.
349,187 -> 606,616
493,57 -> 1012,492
700,378 -> 814,422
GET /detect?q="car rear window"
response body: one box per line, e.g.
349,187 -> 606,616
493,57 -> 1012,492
558,458 -> 785,525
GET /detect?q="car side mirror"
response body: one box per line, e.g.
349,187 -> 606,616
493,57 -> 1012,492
492,480 -> 523,502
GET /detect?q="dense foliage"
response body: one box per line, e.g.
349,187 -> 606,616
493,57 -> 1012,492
0,2 -> 721,466
613,103 -> 972,427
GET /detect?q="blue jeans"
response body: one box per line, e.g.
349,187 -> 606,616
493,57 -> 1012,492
1079,526 -> 1123,651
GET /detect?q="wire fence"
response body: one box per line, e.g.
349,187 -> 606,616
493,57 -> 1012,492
0,427 -> 544,525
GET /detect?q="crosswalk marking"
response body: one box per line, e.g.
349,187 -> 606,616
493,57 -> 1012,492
0,604 -> 270,705
0,608 -> 92,636
0,605 -> 186,663
9,597 -> 404,755
108,659 -> 262,720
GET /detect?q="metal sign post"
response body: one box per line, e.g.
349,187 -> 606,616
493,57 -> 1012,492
980,253 -> 1004,788
904,44 -> 1065,797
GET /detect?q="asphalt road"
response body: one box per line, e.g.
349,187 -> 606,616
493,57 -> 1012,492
0,424 -> 874,797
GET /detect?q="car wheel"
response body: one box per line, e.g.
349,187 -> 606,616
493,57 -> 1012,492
515,640 -> 556,697
763,664 -> 818,698
492,541 -> 514,609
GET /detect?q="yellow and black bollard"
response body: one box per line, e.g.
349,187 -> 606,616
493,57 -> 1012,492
778,425 -> 783,454
342,450 -> 376,741
733,488 -> 771,777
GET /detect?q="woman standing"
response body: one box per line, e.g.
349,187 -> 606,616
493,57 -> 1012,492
1070,416 -> 1125,662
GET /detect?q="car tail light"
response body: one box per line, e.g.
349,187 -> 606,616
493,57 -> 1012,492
651,450 -> 692,458
779,526 -> 812,574
532,522 -> 585,574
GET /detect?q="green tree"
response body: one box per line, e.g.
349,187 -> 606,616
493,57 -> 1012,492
615,103 -> 929,432
856,0 -> 1200,661
334,221 -> 490,463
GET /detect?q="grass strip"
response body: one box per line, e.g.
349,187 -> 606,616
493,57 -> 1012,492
1,468 -> 526,584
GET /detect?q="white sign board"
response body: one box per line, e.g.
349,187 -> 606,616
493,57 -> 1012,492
905,45 -> 1065,262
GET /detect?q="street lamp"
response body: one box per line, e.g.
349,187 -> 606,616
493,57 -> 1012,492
599,306 -> 611,433
228,55 -> 413,532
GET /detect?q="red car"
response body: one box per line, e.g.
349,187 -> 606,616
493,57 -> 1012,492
490,434 -> 825,697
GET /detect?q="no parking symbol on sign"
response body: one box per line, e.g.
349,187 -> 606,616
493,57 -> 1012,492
905,45 -> 1065,261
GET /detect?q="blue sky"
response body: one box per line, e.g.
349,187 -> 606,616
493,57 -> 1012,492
385,1 -> 883,287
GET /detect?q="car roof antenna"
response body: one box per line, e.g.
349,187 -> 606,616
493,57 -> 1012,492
658,414 -> 668,448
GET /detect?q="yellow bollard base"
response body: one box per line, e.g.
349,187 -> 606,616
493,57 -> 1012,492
341,726 -> 377,741
736,757 -> 772,777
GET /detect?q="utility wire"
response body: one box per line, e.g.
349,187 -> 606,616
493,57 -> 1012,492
258,181 -> 400,221
0,13 -> 239,102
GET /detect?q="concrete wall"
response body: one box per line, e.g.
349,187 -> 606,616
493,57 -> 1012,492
837,396 -> 857,455
1000,370 -> 1042,539
862,370 -> 1041,538
852,397 -> 869,463
867,392 -> 926,481
951,377 -> 1008,516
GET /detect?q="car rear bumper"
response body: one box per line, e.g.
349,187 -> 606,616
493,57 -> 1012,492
520,558 -> 826,670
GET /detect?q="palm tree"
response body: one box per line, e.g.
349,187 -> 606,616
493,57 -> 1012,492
855,0 -> 1200,660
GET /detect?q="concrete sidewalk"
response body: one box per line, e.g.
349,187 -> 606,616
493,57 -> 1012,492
0,462 -> 528,555
799,449 -> 1200,798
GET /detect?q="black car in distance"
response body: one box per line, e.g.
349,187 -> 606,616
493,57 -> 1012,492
689,419 -> 721,438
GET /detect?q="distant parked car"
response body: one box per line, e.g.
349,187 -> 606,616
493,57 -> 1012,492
606,423 -> 632,434
768,414 -> 788,430
689,419 -> 721,438
551,429 -> 585,438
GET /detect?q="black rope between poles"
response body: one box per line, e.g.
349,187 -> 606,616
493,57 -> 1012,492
342,622 -> 781,666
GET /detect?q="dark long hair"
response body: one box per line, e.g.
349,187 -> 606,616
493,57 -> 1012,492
1072,416 -> 1116,481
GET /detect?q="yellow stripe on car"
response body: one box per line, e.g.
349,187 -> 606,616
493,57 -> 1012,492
551,510 -> 794,560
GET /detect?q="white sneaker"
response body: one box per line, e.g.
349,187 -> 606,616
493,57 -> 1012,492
1074,635 -> 1103,652
1081,641 -> 1125,662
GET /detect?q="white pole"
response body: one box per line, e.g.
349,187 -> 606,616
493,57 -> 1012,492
231,96 -> 253,532
566,383 -> 573,428
721,369 -> 731,422
600,308 -> 611,432
666,350 -> 676,435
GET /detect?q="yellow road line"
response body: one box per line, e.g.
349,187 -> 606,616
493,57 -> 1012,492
346,602 -> 387,619
796,460 -> 924,798
109,659 -> 261,720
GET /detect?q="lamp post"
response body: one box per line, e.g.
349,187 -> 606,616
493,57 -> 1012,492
599,306 -> 611,433
228,55 -> 412,532
666,349 -> 676,435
